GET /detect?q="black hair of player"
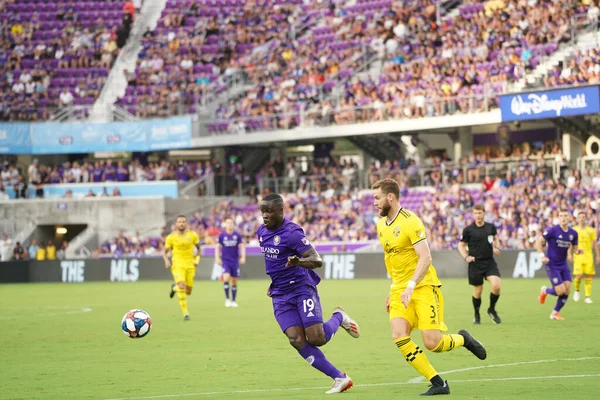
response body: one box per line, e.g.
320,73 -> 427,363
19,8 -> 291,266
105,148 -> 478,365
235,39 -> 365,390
176,214 -> 187,220
260,193 -> 284,230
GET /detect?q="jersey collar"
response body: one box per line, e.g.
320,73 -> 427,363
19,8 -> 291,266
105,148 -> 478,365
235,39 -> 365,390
386,208 -> 402,226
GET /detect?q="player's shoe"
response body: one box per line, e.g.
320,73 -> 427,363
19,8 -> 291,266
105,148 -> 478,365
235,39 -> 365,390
231,301 -> 239,308
458,329 -> 487,360
487,308 -> 501,324
473,313 -> 481,325
325,374 -> 353,394
420,381 -> 450,396
550,312 -> 565,320
333,306 -> 360,338
169,284 -> 176,299
574,291 -> 581,302
539,286 -> 548,304
184,314 -> 190,321
225,299 -> 232,307
585,297 -> 593,304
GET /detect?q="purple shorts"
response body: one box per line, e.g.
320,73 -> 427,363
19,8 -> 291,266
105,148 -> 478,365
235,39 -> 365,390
222,263 -> 240,278
546,263 -> 572,286
272,285 -> 323,333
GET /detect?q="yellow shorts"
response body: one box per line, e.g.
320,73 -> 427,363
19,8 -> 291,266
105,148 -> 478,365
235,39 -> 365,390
389,285 -> 448,332
573,261 -> 595,276
172,266 -> 196,287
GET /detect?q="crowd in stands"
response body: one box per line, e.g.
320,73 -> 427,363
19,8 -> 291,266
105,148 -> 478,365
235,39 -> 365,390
542,42 -> 600,88
0,235 -> 68,261
91,142 -> 600,256
0,0 -> 139,121
207,0 -> 596,133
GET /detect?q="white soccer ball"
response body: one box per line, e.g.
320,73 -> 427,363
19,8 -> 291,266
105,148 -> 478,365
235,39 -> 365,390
121,309 -> 152,339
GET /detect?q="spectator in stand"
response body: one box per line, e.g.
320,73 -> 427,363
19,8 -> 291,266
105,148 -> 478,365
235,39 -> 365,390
13,242 -> 26,260
28,239 -> 39,260
56,241 -> 68,260
0,234 -> 14,261
46,240 -> 57,261
35,243 -> 46,261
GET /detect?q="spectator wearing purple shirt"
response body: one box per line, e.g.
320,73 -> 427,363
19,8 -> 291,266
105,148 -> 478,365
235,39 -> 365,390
116,161 -> 129,182
91,161 -> 104,182
104,160 -> 117,182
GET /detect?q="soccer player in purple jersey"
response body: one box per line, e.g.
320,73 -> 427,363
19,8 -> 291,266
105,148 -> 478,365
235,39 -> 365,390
536,209 -> 583,320
257,193 -> 360,394
216,218 -> 246,308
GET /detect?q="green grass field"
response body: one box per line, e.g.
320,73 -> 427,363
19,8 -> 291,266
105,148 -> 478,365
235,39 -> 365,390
1,279 -> 599,400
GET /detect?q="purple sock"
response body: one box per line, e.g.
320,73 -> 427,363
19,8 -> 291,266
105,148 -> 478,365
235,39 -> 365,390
298,343 -> 344,379
554,295 -> 568,313
223,282 -> 230,299
232,285 -> 237,302
323,312 -> 343,342
545,287 -> 557,296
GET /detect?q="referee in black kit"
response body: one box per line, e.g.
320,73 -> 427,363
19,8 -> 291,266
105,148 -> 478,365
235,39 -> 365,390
458,204 -> 502,324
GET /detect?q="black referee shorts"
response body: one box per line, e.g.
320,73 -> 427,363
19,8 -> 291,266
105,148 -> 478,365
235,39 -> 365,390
468,259 -> 501,286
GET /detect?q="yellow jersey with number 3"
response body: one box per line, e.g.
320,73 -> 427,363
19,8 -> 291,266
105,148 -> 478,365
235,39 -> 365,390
165,230 -> 199,268
377,208 -> 441,291
573,225 -> 596,263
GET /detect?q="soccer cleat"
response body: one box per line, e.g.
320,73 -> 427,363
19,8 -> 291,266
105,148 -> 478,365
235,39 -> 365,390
539,286 -> 548,304
574,291 -> 580,302
550,313 -> 565,320
225,299 -> 232,308
169,284 -> 176,299
585,297 -> 593,304
473,313 -> 481,325
487,309 -> 501,324
231,301 -> 239,308
420,381 -> 450,396
184,314 -> 190,321
325,374 -> 353,394
458,329 -> 487,360
333,306 -> 360,338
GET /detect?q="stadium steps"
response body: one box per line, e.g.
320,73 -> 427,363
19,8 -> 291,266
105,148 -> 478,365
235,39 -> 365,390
346,134 -> 400,162
88,0 -> 168,122
65,227 -> 98,259
511,30 -> 600,92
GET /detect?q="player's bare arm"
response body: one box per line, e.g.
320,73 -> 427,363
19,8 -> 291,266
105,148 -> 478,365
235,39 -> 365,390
193,243 -> 201,266
401,240 -> 433,308
215,242 -> 222,265
162,246 -> 171,268
286,247 -> 323,269
567,246 -> 573,263
458,241 -> 474,263
594,240 -> 600,263
573,244 -> 584,255
536,236 -> 549,264
492,236 -> 501,255
239,242 -> 246,264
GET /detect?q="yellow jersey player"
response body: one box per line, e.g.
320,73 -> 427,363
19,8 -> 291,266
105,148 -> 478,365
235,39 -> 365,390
372,178 -> 487,396
570,212 -> 599,304
163,215 -> 200,320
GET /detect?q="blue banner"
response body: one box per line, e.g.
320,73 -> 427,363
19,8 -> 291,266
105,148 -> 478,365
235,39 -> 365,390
499,85 -> 600,122
0,116 -> 192,154
4,181 -> 179,199
0,123 -> 32,154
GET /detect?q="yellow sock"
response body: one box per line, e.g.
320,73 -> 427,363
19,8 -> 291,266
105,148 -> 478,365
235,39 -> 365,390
574,277 -> 582,292
177,291 -> 188,315
585,277 -> 593,298
432,334 -> 465,353
395,337 -> 438,380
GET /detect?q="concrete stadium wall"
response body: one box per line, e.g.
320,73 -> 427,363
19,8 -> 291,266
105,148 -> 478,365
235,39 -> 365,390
0,250 -> 548,283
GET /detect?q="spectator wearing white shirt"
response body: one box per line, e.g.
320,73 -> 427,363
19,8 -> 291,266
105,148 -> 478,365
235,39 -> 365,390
0,234 -> 14,261
59,88 -> 74,106
12,81 -> 25,94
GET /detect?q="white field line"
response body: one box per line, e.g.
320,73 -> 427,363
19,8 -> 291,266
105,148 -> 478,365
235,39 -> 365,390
0,307 -> 92,320
104,357 -> 600,400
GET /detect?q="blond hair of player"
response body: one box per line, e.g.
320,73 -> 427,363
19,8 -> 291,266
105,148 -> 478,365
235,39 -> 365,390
569,212 -> 599,304
372,178 -> 487,396
163,215 -> 200,320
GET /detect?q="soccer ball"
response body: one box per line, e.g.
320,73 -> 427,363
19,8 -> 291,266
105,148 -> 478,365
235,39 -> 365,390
121,309 -> 152,338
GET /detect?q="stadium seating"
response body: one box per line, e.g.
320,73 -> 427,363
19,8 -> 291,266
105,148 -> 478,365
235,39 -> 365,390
0,0 -> 127,121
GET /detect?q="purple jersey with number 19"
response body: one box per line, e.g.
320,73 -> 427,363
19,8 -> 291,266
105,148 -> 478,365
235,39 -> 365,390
257,219 -> 323,332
